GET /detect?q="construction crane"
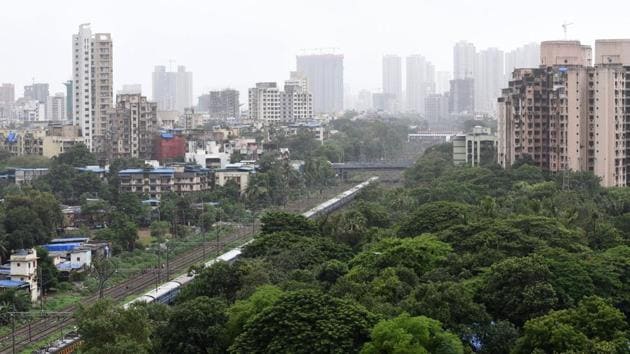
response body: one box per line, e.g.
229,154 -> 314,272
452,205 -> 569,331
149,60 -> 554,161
562,22 -> 573,40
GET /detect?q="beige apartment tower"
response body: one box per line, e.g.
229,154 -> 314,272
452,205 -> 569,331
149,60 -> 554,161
72,24 -> 113,153
498,39 -> 630,187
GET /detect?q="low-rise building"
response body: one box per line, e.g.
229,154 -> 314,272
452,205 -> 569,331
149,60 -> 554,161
119,166 -> 213,199
9,249 -> 39,302
214,163 -> 255,193
452,126 -> 497,166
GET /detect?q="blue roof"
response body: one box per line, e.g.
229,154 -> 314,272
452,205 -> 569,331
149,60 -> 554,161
0,280 -> 28,288
161,133 -> 174,139
50,237 -> 88,244
119,168 -> 175,175
44,243 -> 82,252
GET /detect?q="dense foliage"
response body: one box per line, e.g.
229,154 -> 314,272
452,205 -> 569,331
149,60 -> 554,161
75,142 -> 630,353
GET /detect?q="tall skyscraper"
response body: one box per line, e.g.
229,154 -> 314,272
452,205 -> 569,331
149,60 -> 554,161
0,83 -> 14,119
449,78 -> 474,114
453,41 -> 476,79
24,83 -> 49,103
382,55 -> 402,110
46,93 -> 66,121
296,54 -> 344,114
152,65 -> 193,113
498,39 -> 630,187
436,71 -> 452,94
424,93 -> 449,122
406,55 -> 435,113
476,48 -> 504,114
505,42 -> 540,79
63,80 -> 73,121
72,23 -> 113,153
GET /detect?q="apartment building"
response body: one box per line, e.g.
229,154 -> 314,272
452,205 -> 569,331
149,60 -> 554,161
498,39 -> 630,187
108,94 -> 158,159
296,54 -> 344,114
72,24 -> 113,153
118,166 -> 212,199
248,78 -> 313,125
198,89 -> 240,119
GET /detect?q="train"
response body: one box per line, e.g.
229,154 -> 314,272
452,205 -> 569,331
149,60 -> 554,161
302,177 -> 378,219
42,177 -> 378,353
123,248 -> 244,308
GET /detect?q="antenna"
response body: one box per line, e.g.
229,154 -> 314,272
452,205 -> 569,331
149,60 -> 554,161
168,59 -> 175,71
562,22 -> 573,40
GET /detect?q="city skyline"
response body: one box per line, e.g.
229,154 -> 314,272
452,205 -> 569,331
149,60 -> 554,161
2,0 -> 630,99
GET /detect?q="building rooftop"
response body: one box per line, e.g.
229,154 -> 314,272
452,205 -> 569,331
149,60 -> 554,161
0,280 -> 29,288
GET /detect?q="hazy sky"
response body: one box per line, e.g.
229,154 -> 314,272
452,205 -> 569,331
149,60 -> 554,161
1,0 -> 630,99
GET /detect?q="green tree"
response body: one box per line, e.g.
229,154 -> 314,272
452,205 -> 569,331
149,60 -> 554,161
398,201 -> 470,237
513,296 -> 629,354
260,211 -> 319,236
76,299 -> 151,354
226,285 -> 284,341
35,246 -> 58,291
230,290 -> 377,354
479,255 -> 559,326
54,143 -> 96,167
3,189 -> 62,250
361,314 -> 464,354
179,261 -> 242,303
157,296 -> 229,354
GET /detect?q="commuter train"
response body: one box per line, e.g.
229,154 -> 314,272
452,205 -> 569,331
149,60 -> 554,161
302,177 -> 378,219
124,177 -> 377,308
123,248 -> 243,308
43,177 -> 378,353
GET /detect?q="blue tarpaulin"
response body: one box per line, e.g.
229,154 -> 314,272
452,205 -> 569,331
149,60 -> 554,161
44,243 -> 82,252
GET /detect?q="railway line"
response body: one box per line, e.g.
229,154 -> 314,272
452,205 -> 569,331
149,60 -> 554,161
0,228 -> 253,354
0,178 -> 377,353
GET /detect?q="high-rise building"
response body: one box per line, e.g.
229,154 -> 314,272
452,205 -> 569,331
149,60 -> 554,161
453,41 -> 476,79
449,78 -> 474,114
63,80 -> 73,121
498,39 -> 630,187
24,83 -> 49,103
296,54 -> 344,114
248,82 -> 280,124
46,93 -> 66,121
436,71 -> 452,94
0,83 -> 14,119
152,65 -> 193,113
356,90 -> 372,111
282,77 -> 313,122
248,77 -> 313,125
476,48 -> 504,114
424,93 -> 450,122
505,42 -> 540,78
119,84 -> 142,95
382,55 -> 402,110
199,89 -> 240,119
72,24 -> 113,153
108,94 -> 158,159
406,55 -> 435,113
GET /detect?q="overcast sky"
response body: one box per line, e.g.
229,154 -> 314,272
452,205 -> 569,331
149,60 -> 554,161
1,0 -> 629,99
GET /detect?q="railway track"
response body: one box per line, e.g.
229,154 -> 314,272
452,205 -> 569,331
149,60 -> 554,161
0,183 -> 360,353
0,228 -> 253,354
